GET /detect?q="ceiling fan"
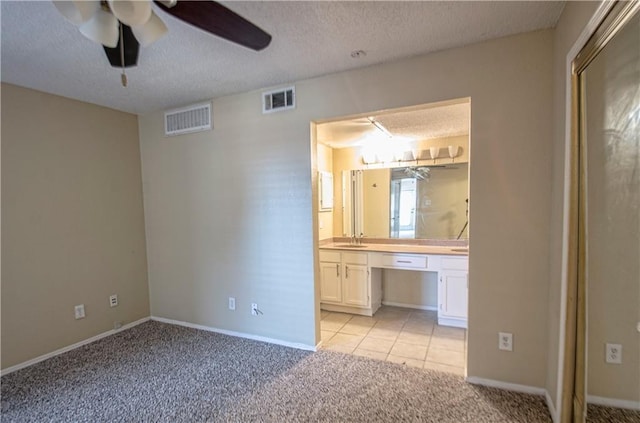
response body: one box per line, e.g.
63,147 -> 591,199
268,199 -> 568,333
53,0 -> 272,85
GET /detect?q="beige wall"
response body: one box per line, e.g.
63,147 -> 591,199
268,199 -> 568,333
382,269 -> 438,309
139,29 -> 555,387
317,143 -> 334,241
546,0 -> 600,412
1,83 -> 150,369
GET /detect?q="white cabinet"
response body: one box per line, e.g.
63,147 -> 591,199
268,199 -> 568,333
438,257 -> 468,328
319,249 -> 380,316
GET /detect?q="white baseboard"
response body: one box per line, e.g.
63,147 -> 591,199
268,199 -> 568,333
545,390 -> 559,423
382,301 -> 437,311
465,376 -> 547,397
587,394 -> 640,411
1,317 -> 150,376
151,316 -> 318,352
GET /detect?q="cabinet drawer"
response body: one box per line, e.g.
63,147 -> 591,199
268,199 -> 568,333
319,250 -> 341,263
381,254 -> 427,269
342,252 -> 368,265
441,257 -> 468,270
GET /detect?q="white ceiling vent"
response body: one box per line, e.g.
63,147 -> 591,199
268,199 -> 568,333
164,102 -> 212,136
262,86 -> 295,114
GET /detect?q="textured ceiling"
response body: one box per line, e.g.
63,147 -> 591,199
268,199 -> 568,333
0,1 -> 565,115
317,101 -> 470,148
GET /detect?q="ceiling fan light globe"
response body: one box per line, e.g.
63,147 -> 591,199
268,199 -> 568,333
107,0 -> 152,27
79,9 -> 119,48
52,0 -> 99,25
132,11 -> 168,47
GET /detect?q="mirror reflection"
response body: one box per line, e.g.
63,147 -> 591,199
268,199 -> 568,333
350,164 -> 468,240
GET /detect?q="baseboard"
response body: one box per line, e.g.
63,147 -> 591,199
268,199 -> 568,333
545,390 -> 559,423
587,394 -> 640,411
465,376 -> 547,397
381,301 -> 437,311
151,316 -> 318,352
1,317 -> 151,376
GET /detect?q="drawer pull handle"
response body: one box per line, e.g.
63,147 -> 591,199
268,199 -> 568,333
396,260 -> 412,263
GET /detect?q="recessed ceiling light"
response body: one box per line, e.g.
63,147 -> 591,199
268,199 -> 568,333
350,50 -> 366,59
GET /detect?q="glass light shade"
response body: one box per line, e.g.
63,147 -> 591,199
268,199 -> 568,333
448,145 -> 460,158
53,0 -> 99,25
79,9 -> 119,48
107,0 -> 152,27
429,146 -> 439,159
132,11 -> 168,46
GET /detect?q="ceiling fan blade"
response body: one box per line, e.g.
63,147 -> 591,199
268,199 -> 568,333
154,0 -> 271,51
103,24 -> 140,68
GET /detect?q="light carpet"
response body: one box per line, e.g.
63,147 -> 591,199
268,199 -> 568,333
2,321 -> 557,422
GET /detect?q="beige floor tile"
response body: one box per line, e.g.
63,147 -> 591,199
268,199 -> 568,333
423,361 -> 465,376
321,330 -> 336,343
320,310 -> 330,319
408,310 -> 437,321
323,312 -> 353,324
429,336 -> 465,352
397,331 -> 431,346
433,325 -> 466,340
367,327 -> 400,341
426,347 -> 466,367
339,322 -> 373,336
348,315 -> 377,326
324,333 -> 364,350
373,319 -> 405,331
353,349 -> 388,361
390,341 -> 428,360
402,321 -> 434,335
321,320 -> 347,332
358,336 -> 395,354
387,354 -> 425,369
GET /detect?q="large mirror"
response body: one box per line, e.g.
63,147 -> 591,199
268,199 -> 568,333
316,99 -> 471,242
343,163 -> 469,240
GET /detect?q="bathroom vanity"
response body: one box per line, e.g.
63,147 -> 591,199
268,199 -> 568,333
319,243 -> 468,328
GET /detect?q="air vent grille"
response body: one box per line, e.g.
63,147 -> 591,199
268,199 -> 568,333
164,102 -> 212,136
262,86 -> 295,114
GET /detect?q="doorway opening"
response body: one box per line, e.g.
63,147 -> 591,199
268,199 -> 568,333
312,98 -> 471,375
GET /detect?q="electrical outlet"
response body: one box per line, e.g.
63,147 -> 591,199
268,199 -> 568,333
228,297 -> 236,311
109,294 -> 118,308
251,303 -> 258,316
605,343 -> 622,364
74,304 -> 85,320
498,332 -> 513,351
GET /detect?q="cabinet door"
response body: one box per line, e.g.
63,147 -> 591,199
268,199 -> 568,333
342,264 -> 369,307
439,270 -> 468,319
320,261 -> 342,303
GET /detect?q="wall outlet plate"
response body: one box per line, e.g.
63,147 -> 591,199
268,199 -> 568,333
605,343 -> 622,364
74,304 -> 85,320
109,294 -> 118,308
498,332 -> 513,351
251,303 -> 258,316
228,297 -> 236,311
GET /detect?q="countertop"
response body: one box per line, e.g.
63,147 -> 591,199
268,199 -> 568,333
320,242 -> 468,256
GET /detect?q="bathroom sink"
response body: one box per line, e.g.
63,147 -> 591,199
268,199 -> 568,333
334,244 -> 368,248
450,248 -> 469,253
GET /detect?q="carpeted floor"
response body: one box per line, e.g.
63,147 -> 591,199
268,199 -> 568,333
0,321 -> 629,422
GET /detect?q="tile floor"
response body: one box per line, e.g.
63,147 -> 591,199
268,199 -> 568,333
320,306 -> 466,376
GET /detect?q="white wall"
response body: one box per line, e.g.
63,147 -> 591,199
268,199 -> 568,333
138,29 -> 554,386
